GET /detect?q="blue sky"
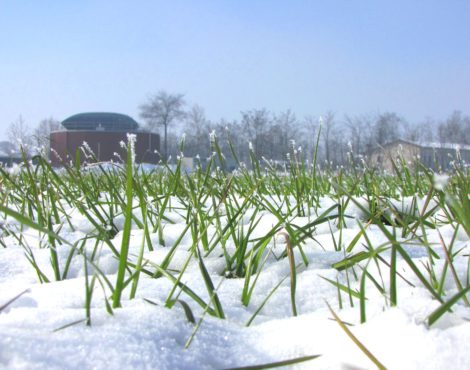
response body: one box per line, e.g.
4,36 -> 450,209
1,0 -> 469,140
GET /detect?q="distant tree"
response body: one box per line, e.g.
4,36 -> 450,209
373,112 -> 405,146
272,110 -> 298,160
437,110 -> 470,145
405,117 -> 436,144
241,109 -> 271,159
8,115 -> 32,154
344,114 -> 375,155
215,118 -> 246,164
165,132 -> 180,162
33,117 -> 62,153
139,91 -> 186,160
302,115 -> 319,160
266,122 -> 288,160
320,111 -> 336,165
182,105 -> 211,158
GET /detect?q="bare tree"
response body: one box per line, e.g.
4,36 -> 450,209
182,105 -> 211,158
321,111 -> 336,165
302,115 -> 321,160
241,109 -> 271,159
373,112 -> 405,146
438,110 -> 470,145
344,114 -> 375,156
8,115 -> 32,154
272,110 -> 298,160
33,117 -> 62,153
139,91 -> 186,160
217,118 -> 246,164
405,117 -> 435,144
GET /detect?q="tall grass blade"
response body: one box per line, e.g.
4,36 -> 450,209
112,141 -> 134,308
278,231 -> 297,316
195,245 -> 225,319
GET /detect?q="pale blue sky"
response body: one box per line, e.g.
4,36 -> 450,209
1,0 -> 469,140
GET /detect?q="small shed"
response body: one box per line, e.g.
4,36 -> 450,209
369,139 -> 470,171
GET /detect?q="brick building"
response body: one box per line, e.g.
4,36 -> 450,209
50,112 -> 159,166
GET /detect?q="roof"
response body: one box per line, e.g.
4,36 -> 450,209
373,139 -> 470,152
370,139 -> 420,153
61,112 -> 139,131
418,141 -> 470,151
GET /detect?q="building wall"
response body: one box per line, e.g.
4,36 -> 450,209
421,146 -> 470,171
369,140 -> 470,172
50,131 -> 160,166
369,141 -> 420,172
50,131 -> 68,163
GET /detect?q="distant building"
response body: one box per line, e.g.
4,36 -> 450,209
50,112 -> 159,166
369,139 -> 470,171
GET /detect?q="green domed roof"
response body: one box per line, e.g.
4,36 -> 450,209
62,112 -> 139,131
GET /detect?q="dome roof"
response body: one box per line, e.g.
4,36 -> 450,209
61,112 -> 139,131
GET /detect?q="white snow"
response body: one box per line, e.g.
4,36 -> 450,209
433,174 -> 450,191
0,195 -> 469,370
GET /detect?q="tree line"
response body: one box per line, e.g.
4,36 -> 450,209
139,91 -> 470,167
1,116 -> 61,158
2,90 -> 470,168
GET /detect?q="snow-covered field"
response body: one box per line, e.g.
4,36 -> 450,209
1,157 -> 469,370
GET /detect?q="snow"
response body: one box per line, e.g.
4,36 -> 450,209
433,174 -> 450,191
1,195 -> 469,369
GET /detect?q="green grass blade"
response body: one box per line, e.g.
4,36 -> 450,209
112,141 -> 134,308
246,274 -> 290,327
319,276 -> 361,299
195,245 -> 225,319
428,285 -> 470,326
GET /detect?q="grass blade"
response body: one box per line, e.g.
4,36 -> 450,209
112,139 -> 134,308
222,354 -> 321,370
428,285 -> 470,326
0,289 -> 30,312
326,301 -> 386,370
